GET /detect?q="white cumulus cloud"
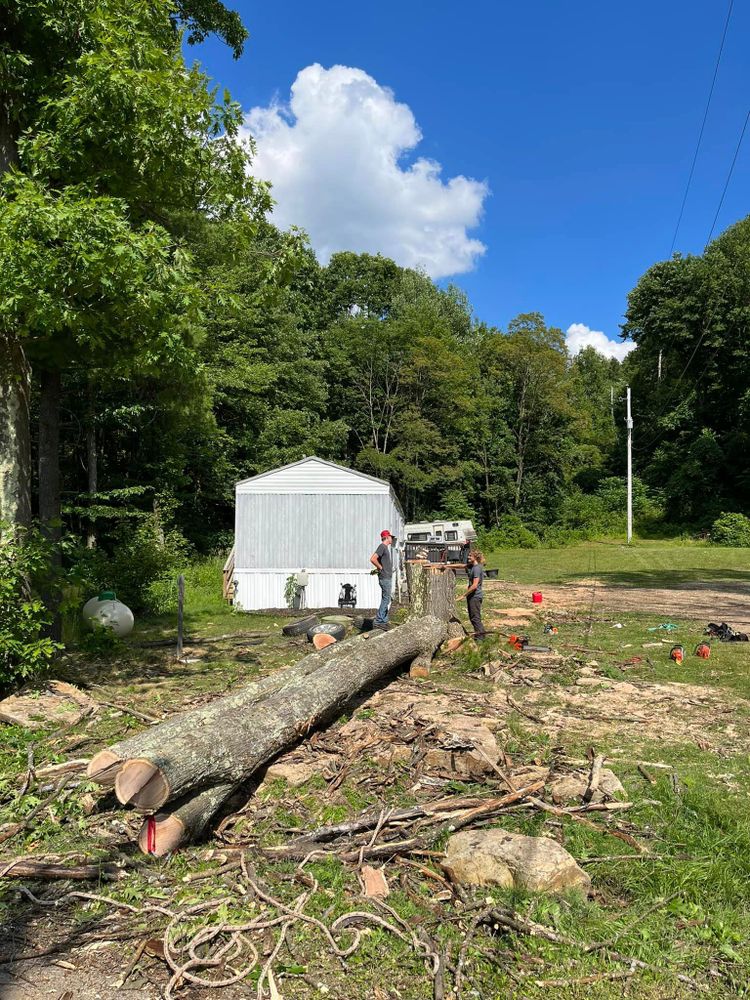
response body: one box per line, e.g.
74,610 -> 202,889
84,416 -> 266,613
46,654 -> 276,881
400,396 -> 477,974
566,323 -> 635,362
242,64 -> 488,279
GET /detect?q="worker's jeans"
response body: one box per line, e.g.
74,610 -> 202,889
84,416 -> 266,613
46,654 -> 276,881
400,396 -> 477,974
467,594 -> 485,637
375,577 -> 392,625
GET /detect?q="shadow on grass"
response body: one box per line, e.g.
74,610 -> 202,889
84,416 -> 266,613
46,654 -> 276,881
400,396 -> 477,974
563,568 -> 750,590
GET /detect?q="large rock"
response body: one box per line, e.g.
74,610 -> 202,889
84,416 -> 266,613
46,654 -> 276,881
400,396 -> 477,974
423,715 -> 501,779
263,759 -> 321,786
548,768 -> 625,805
442,829 -> 591,894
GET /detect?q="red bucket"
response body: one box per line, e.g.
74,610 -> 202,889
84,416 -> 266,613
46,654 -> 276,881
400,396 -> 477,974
532,592 -> 543,604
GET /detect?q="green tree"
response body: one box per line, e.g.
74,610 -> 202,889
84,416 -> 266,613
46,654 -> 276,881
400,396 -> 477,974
0,0 -> 253,534
623,215 -> 750,523
480,314 -> 575,524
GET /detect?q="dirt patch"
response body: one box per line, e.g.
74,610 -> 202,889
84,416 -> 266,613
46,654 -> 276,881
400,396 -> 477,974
499,675 -> 748,752
488,580 -> 750,632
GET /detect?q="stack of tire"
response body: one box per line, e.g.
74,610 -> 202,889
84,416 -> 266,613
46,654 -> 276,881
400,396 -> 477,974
281,615 -> 348,642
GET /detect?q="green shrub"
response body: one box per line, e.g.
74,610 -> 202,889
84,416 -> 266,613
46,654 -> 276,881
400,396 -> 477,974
144,554 -> 227,617
711,512 -> 750,547
479,515 -> 540,550
74,513 -> 191,613
0,526 -> 60,687
556,477 -> 664,540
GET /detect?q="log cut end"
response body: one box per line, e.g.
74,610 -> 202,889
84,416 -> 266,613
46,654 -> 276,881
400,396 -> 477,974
115,759 -> 169,812
409,656 -> 432,679
137,813 -> 185,857
86,749 -> 123,787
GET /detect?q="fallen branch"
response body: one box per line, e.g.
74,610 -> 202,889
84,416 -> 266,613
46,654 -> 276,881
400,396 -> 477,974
505,694 -> 547,725
582,753 -> 604,804
533,970 -> 636,987
0,858 -> 121,880
0,776 -> 72,846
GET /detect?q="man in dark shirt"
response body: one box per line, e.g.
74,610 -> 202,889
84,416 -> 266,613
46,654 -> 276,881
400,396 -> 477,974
370,530 -> 394,628
465,549 -> 486,639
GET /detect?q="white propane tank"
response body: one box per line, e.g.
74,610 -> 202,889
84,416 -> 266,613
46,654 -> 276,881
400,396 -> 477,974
83,591 -> 135,637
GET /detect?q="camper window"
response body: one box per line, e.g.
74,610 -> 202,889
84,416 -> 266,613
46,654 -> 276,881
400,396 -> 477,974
445,530 -> 458,541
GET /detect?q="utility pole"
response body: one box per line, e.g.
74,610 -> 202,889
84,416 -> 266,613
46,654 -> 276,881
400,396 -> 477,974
625,387 -> 633,544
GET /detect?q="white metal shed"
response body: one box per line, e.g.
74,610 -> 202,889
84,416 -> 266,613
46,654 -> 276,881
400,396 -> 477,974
233,457 -> 405,611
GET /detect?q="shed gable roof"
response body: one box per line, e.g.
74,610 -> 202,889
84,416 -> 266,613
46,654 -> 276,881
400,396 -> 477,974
236,456 -> 393,495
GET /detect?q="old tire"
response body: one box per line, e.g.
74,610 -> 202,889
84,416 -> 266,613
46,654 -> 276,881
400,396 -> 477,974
308,623 -> 347,642
282,615 -> 319,637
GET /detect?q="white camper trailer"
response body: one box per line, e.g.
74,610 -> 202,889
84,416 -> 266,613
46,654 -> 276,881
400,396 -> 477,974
404,520 -> 477,544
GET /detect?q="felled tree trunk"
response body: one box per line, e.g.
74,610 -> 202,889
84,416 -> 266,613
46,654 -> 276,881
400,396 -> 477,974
136,782 -> 235,856
87,635 -> 366,787
115,616 -> 447,814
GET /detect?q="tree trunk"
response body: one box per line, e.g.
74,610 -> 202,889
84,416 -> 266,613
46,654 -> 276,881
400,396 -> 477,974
38,367 -> 61,536
0,334 -> 31,530
86,388 -> 97,549
87,633 -> 370,787
406,563 -> 457,621
136,782 -> 235,856
38,368 -> 62,637
114,616 -> 447,813
0,101 -> 31,533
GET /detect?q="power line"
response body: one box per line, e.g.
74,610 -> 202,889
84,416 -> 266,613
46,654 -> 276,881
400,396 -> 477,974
669,0 -> 734,256
706,107 -> 750,245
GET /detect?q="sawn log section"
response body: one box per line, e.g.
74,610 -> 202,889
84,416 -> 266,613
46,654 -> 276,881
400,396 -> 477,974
114,615 -> 448,814
87,634 -> 368,788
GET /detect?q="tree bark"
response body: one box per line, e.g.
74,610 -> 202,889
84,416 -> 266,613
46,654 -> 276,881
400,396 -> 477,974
38,367 -> 62,536
114,616 -> 447,813
86,386 -> 97,548
0,85 -> 31,533
38,367 -> 62,637
136,782 -> 236,856
406,563 -> 457,622
87,633 -> 370,787
0,858 -> 119,881
0,334 -> 31,530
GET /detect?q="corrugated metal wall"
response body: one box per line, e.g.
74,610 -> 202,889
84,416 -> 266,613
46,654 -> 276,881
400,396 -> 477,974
234,570 -> 382,611
235,492 -> 401,570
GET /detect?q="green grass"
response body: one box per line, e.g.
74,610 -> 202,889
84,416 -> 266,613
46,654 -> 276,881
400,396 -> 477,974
489,539 -> 750,588
4,541 -> 750,996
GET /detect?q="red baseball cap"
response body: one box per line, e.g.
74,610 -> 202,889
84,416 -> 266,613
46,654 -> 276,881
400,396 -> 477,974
380,530 -> 392,539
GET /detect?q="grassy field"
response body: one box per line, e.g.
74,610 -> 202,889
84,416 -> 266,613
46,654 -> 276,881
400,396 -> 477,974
491,539 -> 750,588
2,542 -> 750,997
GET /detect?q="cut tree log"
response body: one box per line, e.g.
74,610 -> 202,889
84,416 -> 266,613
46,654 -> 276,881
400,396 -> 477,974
406,563 -> 457,621
405,563 -> 458,677
136,782 -> 235,856
87,635 -> 364,787
115,616 -> 447,814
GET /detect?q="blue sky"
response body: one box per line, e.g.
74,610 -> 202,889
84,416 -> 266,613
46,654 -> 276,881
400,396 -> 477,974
191,1 -> 750,357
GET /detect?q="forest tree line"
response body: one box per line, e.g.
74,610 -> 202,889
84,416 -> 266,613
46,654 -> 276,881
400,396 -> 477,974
3,0 -> 750,665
